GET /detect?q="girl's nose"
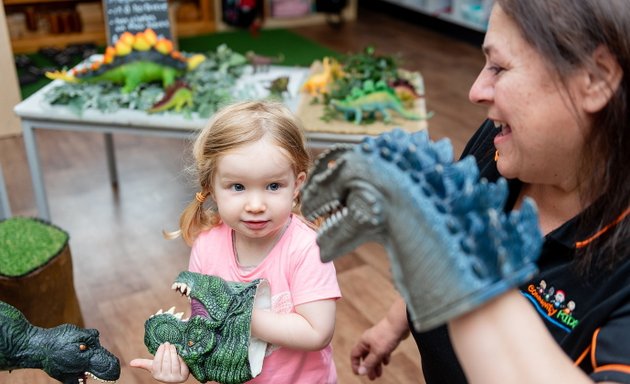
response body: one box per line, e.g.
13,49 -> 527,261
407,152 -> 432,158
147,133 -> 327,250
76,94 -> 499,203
245,193 -> 266,213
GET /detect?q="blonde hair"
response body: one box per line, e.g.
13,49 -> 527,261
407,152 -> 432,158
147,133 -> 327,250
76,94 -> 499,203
168,100 -> 311,245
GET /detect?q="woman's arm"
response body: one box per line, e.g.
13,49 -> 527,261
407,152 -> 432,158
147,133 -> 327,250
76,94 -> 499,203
449,290 -> 598,384
251,299 -> 336,351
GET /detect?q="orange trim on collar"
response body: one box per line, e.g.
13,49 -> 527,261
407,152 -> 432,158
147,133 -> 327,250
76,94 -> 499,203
575,207 -> 630,248
574,344 -> 591,367
591,328 -> 601,368
593,364 -> 630,374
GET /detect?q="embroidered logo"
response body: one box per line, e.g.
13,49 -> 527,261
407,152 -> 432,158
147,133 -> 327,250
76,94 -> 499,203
524,280 -> 579,332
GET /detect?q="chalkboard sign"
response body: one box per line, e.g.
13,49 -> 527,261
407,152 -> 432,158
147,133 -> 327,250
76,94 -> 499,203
103,0 -> 172,45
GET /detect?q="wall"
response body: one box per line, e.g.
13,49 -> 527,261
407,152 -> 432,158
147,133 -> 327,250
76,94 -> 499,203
0,4 -> 22,138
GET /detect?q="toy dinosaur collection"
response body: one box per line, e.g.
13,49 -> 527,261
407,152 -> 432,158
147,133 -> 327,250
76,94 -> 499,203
0,301 -> 120,383
301,129 -> 543,331
302,47 -> 430,125
45,29 -> 205,113
143,271 -> 270,384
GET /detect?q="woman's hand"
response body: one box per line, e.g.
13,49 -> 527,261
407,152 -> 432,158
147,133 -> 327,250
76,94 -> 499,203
351,297 -> 410,380
130,342 -> 190,383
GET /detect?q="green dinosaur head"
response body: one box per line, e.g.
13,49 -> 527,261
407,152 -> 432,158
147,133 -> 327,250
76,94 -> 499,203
0,301 -> 120,384
144,272 -> 270,384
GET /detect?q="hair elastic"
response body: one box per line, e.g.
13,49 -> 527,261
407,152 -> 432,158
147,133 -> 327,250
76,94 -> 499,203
195,192 -> 206,203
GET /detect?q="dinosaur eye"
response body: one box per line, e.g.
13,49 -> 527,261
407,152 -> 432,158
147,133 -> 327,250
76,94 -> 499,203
327,160 -> 336,169
187,340 -> 195,347
79,344 -> 88,351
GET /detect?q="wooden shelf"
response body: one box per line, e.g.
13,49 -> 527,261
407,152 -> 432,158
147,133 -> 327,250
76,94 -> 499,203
4,0 -> 82,5
10,30 -> 105,53
213,0 -> 357,31
5,0 -> 216,53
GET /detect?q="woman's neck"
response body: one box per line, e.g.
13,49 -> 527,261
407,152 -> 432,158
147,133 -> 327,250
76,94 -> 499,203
517,183 -> 585,235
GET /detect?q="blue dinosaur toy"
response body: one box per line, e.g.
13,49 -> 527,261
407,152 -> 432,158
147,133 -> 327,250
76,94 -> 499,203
301,128 -> 543,331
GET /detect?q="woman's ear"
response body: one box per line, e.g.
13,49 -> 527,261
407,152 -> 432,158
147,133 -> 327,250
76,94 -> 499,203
581,45 -> 623,113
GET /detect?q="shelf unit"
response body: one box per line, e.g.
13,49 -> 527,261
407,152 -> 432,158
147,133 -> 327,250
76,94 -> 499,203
213,0 -> 357,31
4,0 -> 216,53
379,0 -> 492,32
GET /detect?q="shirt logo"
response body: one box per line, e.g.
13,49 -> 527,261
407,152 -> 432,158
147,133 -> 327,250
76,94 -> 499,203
523,280 -> 579,332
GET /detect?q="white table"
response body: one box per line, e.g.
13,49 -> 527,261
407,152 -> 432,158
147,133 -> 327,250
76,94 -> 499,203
14,65 -> 369,220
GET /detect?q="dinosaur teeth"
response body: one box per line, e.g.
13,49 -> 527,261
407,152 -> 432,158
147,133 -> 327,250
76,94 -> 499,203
85,371 -> 117,383
171,282 -> 191,296
166,306 -> 176,314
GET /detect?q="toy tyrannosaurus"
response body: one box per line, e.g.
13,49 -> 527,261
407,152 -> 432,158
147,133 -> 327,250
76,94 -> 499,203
301,129 -> 542,332
143,271 -> 270,384
0,301 -> 120,383
46,29 -> 205,111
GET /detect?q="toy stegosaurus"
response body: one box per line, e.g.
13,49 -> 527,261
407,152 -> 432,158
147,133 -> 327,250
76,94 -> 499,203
46,29 -> 206,112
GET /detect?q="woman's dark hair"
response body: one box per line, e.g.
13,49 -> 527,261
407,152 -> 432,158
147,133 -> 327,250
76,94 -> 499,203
497,0 -> 630,273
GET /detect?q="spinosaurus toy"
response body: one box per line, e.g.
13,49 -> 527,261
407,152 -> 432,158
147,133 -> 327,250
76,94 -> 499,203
45,29 -> 205,111
301,129 -> 543,331
143,271 -> 270,384
0,301 -> 120,383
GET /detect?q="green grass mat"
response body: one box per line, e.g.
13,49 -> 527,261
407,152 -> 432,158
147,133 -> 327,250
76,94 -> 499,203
0,217 -> 69,277
18,28 -> 339,100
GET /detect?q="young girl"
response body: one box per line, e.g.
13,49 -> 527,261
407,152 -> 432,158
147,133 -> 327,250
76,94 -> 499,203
131,100 -> 341,383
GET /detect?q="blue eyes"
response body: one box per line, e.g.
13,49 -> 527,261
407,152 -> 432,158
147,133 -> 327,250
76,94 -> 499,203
230,183 -> 280,191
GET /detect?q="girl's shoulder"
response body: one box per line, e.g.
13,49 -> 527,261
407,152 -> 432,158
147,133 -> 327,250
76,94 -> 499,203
288,216 -> 318,239
195,222 -> 231,244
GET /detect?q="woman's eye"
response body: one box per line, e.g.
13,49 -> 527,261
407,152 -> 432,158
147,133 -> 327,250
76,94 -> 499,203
268,183 -> 280,191
488,65 -> 504,75
231,184 -> 245,192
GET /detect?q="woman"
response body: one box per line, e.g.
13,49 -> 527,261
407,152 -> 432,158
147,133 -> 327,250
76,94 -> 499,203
350,1 -> 630,382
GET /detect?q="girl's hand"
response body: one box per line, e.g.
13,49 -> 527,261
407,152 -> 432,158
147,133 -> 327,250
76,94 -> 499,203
130,342 -> 190,383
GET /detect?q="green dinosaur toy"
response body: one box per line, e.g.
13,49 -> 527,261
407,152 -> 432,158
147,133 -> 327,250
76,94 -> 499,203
143,271 -> 270,384
0,301 -> 120,383
147,81 -> 193,113
45,29 -> 205,110
330,89 -> 425,124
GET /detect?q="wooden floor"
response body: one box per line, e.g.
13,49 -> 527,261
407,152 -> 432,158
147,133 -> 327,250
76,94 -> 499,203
0,3 -> 486,383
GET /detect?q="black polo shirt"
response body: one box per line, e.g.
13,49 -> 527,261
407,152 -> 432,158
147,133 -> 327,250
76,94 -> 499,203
410,120 -> 630,383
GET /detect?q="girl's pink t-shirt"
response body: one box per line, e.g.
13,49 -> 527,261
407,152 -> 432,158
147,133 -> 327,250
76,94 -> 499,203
188,217 -> 341,383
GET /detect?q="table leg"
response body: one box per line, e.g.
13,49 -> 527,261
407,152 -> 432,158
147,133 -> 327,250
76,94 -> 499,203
104,133 -> 118,187
0,166 -> 11,220
22,122 -> 51,221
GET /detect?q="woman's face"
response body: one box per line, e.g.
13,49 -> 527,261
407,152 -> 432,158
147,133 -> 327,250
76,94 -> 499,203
469,4 -> 588,190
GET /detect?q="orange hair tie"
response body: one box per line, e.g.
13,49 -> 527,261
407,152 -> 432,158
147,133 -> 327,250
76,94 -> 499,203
195,192 -> 206,203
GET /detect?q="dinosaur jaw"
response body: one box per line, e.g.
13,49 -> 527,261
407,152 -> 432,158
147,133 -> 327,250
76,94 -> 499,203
79,371 -> 118,384
304,181 -> 386,262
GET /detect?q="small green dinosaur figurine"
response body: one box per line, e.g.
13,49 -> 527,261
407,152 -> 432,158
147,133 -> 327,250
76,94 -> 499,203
330,89 -> 424,124
0,301 -> 120,384
143,271 -> 270,384
147,81 -> 193,113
